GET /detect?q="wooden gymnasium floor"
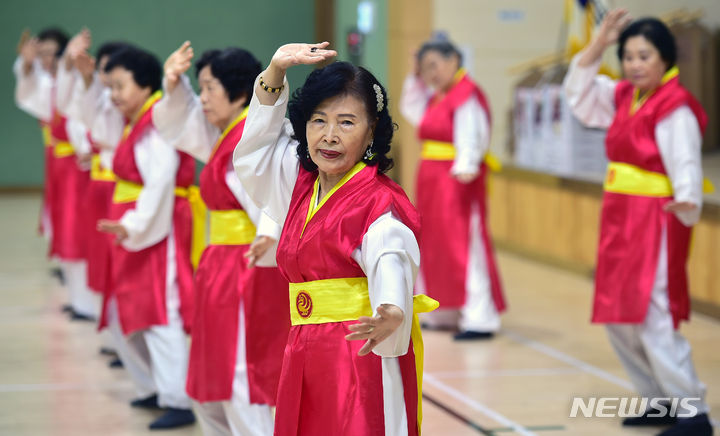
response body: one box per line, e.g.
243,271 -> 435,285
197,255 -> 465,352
0,193 -> 717,436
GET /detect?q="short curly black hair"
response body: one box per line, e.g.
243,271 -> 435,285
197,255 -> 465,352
618,18 -> 677,71
104,46 -> 162,93
288,61 -> 395,174
195,47 -> 261,104
96,41 -> 131,66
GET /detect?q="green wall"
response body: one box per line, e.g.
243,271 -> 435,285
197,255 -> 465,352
334,0 -> 387,84
1,0 -> 315,187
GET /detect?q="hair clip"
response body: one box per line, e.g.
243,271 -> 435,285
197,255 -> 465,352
373,84 -> 384,112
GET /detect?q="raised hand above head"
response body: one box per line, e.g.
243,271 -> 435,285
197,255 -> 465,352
578,8 -> 632,67
66,28 -> 92,65
596,8 -> 632,48
164,41 -> 194,93
257,42 -> 336,106
18,30 -> 38,73
269,41 -> 337,74
74,51 -> 96,88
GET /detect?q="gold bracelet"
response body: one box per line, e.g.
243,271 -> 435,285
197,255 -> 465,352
259,76 -> 284,94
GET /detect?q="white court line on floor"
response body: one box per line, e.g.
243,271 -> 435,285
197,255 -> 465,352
424,373 -> 538,436
429,367 -> 582,379
501,329 -> 634,391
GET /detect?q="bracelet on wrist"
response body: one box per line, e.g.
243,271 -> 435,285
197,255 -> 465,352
259,76 -> 284,94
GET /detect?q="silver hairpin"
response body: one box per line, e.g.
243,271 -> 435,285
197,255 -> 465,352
373,84 -> 384,112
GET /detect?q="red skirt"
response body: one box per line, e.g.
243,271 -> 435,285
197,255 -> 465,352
593,192 -> 692,328
85,179 -> 115,293
273,323 -> 419,436
99,197 -> 194,335
186,244 -> 290,404
415,160 -> 505,311
48,155 -> 89,261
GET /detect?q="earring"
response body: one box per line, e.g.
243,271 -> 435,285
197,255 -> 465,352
305,146 -> 310,160
364,140 -> 375,161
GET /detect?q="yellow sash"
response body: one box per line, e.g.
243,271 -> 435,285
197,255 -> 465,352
53,141 -> 75,158
209,209 -> 256,245
420,140 -> 502,172
288,277 -> 439,433
604,162 -> 715,197
112,179 -> 208,268
41,125 -> 52,148
90,154 -> 116,182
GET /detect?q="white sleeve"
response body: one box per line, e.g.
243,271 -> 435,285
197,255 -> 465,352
65,117 -> 92,157
655,106 -> 704,226
62,76 -> 88,122
13,57 -> 52,122
232,75 -> 300,227
55,59 -> 78,116
351,212 -> 419,358
452,96 -> 490,175
399,74 -> 432,127
153,75 -> 218,163
79,73 -> 124,142
90,88 -> 125,150
119,129 -> 179,251
562,52 -> 617,129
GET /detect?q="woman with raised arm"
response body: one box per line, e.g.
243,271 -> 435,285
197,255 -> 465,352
563,9 -> 711,436
153,41 -> 290,436
94,46 -> 198,430
400,37 -> 506,340
233,42 -> 438,436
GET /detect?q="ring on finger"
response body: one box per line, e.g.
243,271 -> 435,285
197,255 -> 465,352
310,47 -> 318,53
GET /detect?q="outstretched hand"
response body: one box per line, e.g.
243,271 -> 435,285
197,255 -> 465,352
244,235 -> 276,268
97,219 -> 129,243
663,201 -> 698,214
346,304 -> 404,356
164,41 -> 194,93
269,42 -> 336,73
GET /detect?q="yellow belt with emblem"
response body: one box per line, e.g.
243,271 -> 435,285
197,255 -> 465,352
289,277 -> 439,433
604,162 -> 715,197
209,209 -> 256,245
112,179 -> 208,268
53,141 -> 75,158
420,140 -> 502,172
90,154 -> 116,182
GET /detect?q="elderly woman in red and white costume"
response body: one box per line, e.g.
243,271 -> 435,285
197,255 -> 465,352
564,9 -> 711,436
233,42 -> 438,436
14,28 -> 98,320
154,41 -> 290,436
400,38 -> 505,340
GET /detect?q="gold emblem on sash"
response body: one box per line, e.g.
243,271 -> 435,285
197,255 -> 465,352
295,291 -> 313,318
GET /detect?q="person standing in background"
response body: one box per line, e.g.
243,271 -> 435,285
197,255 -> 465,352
400,37 -> 506,340
564,9 -> 712,436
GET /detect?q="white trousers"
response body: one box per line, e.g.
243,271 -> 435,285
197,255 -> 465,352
421,203 -> 500,332
61,260 -> 101,318
195,302 -> 274,436
606,226 -> 708,415
106,231 -> 191,409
